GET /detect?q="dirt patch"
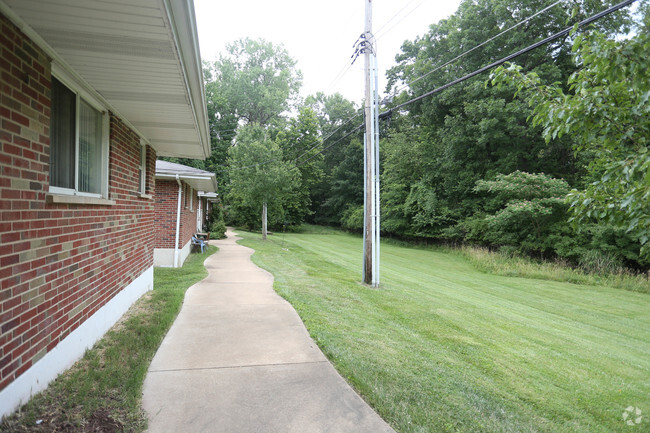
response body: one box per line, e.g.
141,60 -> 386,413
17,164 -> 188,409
0,293 -> 152,433
84,408 -> 123,433
1,407 -> 124,433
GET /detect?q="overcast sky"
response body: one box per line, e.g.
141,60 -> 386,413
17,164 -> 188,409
194,0 -> 462,106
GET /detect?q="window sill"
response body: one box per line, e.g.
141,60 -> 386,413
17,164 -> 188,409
138,193 -> 153,200
46,194 -> 115,206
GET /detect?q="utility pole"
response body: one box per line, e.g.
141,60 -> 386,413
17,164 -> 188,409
362,0 -> 380,287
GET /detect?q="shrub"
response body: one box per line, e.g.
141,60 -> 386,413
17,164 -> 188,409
209,219 -> 227,240
471,171 -> 570,256
340,204 -> 364,232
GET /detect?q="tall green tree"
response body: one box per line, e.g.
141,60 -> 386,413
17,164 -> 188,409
490,15 -> 650,259
208,37 -> 302,126
303,92 -> 361,225
227,124 -> 299,239
380,0 -> 630,238
275,107 -> 323,225
202,62 -> 239,192
202,37 -> 303,224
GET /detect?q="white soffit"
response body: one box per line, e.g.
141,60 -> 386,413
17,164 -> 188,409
1,0 -> 210,160
155,160 -> 217,192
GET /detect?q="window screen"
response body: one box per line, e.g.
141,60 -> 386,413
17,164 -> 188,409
50,77 -> 75,189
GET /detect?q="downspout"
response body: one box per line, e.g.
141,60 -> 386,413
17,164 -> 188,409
197,196 -> 202,232
174,175 -> 182,268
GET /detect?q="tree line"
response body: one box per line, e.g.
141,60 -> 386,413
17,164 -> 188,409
168,0 -> 649,272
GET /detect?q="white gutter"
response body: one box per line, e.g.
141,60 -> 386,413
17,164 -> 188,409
158,174 -> 214,182
174,175 -> 182,268
197,196 -> 202,232
156,173 -> 216,192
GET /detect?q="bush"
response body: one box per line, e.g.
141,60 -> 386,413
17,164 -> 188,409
472,171 -> 570,256
209,219 -> 227,240
340,205 -> 364,232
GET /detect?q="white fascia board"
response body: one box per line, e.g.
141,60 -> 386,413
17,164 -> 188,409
161,0 -> 210,160
156,174 -> 216,192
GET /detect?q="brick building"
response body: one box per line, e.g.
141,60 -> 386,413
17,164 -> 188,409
0,0 -> 209,419
154,160 -> 216,268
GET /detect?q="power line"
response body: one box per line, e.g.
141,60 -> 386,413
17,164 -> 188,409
324,58 -> 356,95
374,0 -> 423,39
290,112 -> 363,166
295,122 -> 364,168
216,0 -> 636,174
385,0 -> 637,115
393,0 -> 565,95
222,112 -> 363,173
328,0 -> 418,99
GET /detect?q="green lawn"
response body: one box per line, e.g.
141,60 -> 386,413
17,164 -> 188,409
238,227 -> 649,433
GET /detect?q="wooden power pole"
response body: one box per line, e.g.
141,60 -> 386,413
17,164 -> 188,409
363,0 -> 380,287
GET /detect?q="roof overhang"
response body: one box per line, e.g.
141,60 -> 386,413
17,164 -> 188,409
156,173 -> 216,193
198,191 -> 219,203
0,0 -> 210,160
155,160 -> 217,192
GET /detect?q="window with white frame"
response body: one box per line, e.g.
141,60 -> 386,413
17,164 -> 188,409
139,144 -> 147,194
49,75 -> 109,197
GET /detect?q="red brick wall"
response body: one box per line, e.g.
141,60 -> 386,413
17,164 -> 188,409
180,187 -> 198,246
154,180 -> 179,249
0,14 -> 156,392
154,181 -> 198,249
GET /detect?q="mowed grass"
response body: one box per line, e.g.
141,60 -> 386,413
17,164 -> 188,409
238,227 -> 649,433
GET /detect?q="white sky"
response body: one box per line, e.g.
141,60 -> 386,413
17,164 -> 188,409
194,0 -> 462,106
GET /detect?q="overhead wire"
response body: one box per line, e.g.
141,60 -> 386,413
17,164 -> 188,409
295,123 -> 365,168
374,0 -> 423,39
385,0 -> 637,114
291,112 -> 363,166
393,0 -> 565,94
217,0 -> 636,174
222,112 -> 363,173
324,58 -> 357,95
328,0 -> 423,96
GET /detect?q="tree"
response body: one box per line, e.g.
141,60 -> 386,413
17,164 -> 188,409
303,92 -> 360,225
208,38 -> 302,126
275,107 -> 323,224
203,38 -> 303,230
472,171 -> 570,255
328,136 -> 364,229
202,61 -> 239,192
381,0 -> 615,238
227,124 -> 299,239
381,0 -> 633,235
490,17 -> 650,259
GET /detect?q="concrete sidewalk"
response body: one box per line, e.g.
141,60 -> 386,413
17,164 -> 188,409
142,229 -> 395,433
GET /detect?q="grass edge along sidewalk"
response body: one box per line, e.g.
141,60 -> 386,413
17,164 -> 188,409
0,245 -> 218,433
237,228 -> 649,433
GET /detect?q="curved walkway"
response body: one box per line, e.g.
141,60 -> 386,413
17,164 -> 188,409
142,229 -> 395,433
